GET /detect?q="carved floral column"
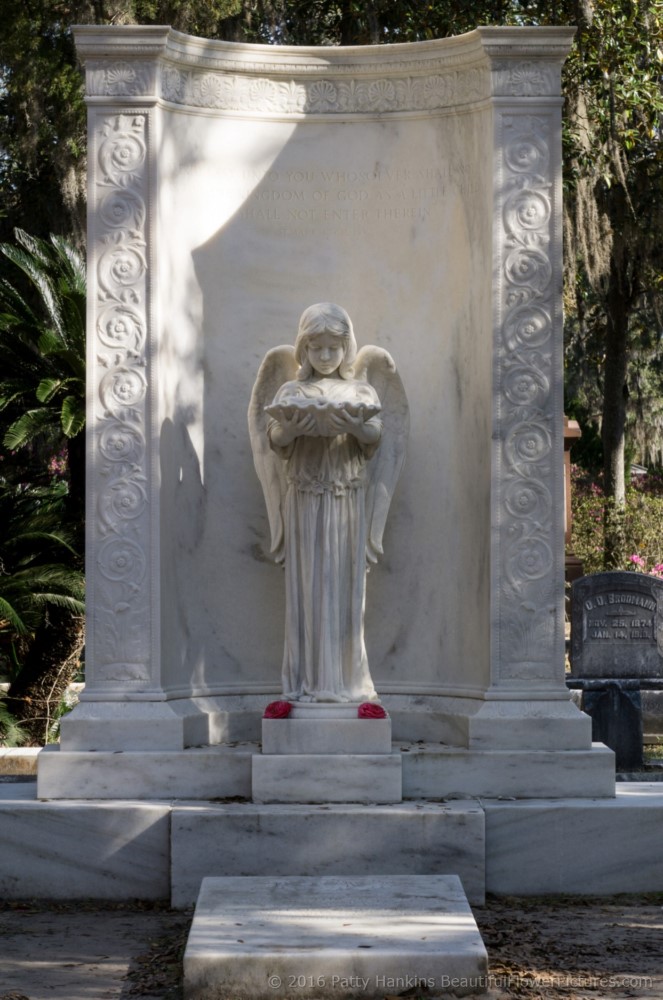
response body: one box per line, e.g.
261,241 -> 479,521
467,27 -> 592,749
61,29 -> 200,749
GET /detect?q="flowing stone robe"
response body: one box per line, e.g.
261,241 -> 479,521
268,376 -> 382,702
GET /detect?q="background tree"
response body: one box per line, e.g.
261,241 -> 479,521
562,0 -> 663,566
0,480 -> 85,745
0,231 -> 87,744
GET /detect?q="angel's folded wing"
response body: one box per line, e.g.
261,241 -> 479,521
354,346 -> 409,564
248,345 -> 298,561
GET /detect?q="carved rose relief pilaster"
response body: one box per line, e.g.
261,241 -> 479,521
497,113 -> 558,676
92,113 -> 152,682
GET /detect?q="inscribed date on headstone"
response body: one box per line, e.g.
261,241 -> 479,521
570,572 -> 663,678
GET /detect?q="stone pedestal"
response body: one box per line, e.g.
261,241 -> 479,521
262,703 -> 392,754
183,875 -> 488,999
252,753 -> 403,804
256,705 -> 402,803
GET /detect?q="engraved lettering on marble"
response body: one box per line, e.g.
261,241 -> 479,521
249,303 -> 408,703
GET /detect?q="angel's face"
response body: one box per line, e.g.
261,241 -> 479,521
307,333 -> 345,377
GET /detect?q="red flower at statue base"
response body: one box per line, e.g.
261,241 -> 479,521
357,702 -> 387,719
263,700 -> 292,719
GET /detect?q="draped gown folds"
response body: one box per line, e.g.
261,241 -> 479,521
268,377 -> 381,702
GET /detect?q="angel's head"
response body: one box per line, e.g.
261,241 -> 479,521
295,302 -> 357,380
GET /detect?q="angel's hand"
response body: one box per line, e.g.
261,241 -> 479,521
328,409 -> 381,445
271,410 -> 317,446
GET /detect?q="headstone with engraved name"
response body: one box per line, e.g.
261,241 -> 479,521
570,571 -> 663,770
570,571 -> 663,679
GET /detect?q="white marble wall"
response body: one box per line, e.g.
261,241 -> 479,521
66,25 -> 584,755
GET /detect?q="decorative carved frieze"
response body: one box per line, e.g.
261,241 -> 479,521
159,65 -> 488,114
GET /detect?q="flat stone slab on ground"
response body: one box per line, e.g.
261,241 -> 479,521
183,874 -> 488,999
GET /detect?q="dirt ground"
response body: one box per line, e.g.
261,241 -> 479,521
0,895 -> 661,1000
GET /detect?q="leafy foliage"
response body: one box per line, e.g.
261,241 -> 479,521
571,465 -> 663,575
0,229 -> 86,743
562,0 -> 663,548
0,230 -> 86,449
0,700 -> 28,747
0,480 -> 84,666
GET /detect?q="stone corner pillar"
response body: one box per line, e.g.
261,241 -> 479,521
60,26 -> 201,750
448,26 -> 589,750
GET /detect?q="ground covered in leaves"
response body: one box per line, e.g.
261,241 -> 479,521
0,895 -> 661,999
474,895 -> 663,999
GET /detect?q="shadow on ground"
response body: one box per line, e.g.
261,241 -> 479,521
0,895 -> 662,999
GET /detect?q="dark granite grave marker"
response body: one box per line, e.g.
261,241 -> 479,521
580,680 -> 643,771
569,572 -> 663,771
570,571 -> 663,679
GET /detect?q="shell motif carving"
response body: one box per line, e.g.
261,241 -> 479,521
87,60 -> 156,98
499,113 -> 558,674
493,60 -> 557,98
93,113 -> 151,680
159,65 -> 487,114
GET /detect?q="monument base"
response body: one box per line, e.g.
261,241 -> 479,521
58,695 -> 265,751
36,741 -> 615,800
252,752 -> 403,803
3,780 -> 663,903
262,710 -> 392,755
183,875 -> 488,999
170,800 -> 486,907
427,694 -> 594,751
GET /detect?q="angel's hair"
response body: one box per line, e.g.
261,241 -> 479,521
295,302 -> 357,380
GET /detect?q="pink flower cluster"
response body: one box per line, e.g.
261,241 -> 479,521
627,554 -> 663,578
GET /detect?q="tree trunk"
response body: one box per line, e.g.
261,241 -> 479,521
601,256 -> 630,569
5,607 -> 85,746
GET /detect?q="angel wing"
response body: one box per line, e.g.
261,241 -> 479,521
354,345 -> 409,564
248,345 -> 298,562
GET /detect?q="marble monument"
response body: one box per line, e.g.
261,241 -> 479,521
10,21 -> 663,931
35,22 -> 616,811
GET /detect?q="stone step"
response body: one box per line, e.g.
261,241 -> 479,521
37,742 -> 616,800
252,752 -> 402,803
183,874 -> 488,999
170,800 -> 485,907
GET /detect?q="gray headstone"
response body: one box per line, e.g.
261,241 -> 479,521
570,572 -> 663,679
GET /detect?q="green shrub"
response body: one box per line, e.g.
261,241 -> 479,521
571,466 -> 663,575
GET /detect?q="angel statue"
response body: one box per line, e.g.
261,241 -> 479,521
249,302 -> 409,704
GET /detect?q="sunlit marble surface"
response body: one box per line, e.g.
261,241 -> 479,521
184,874 -> 487,999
